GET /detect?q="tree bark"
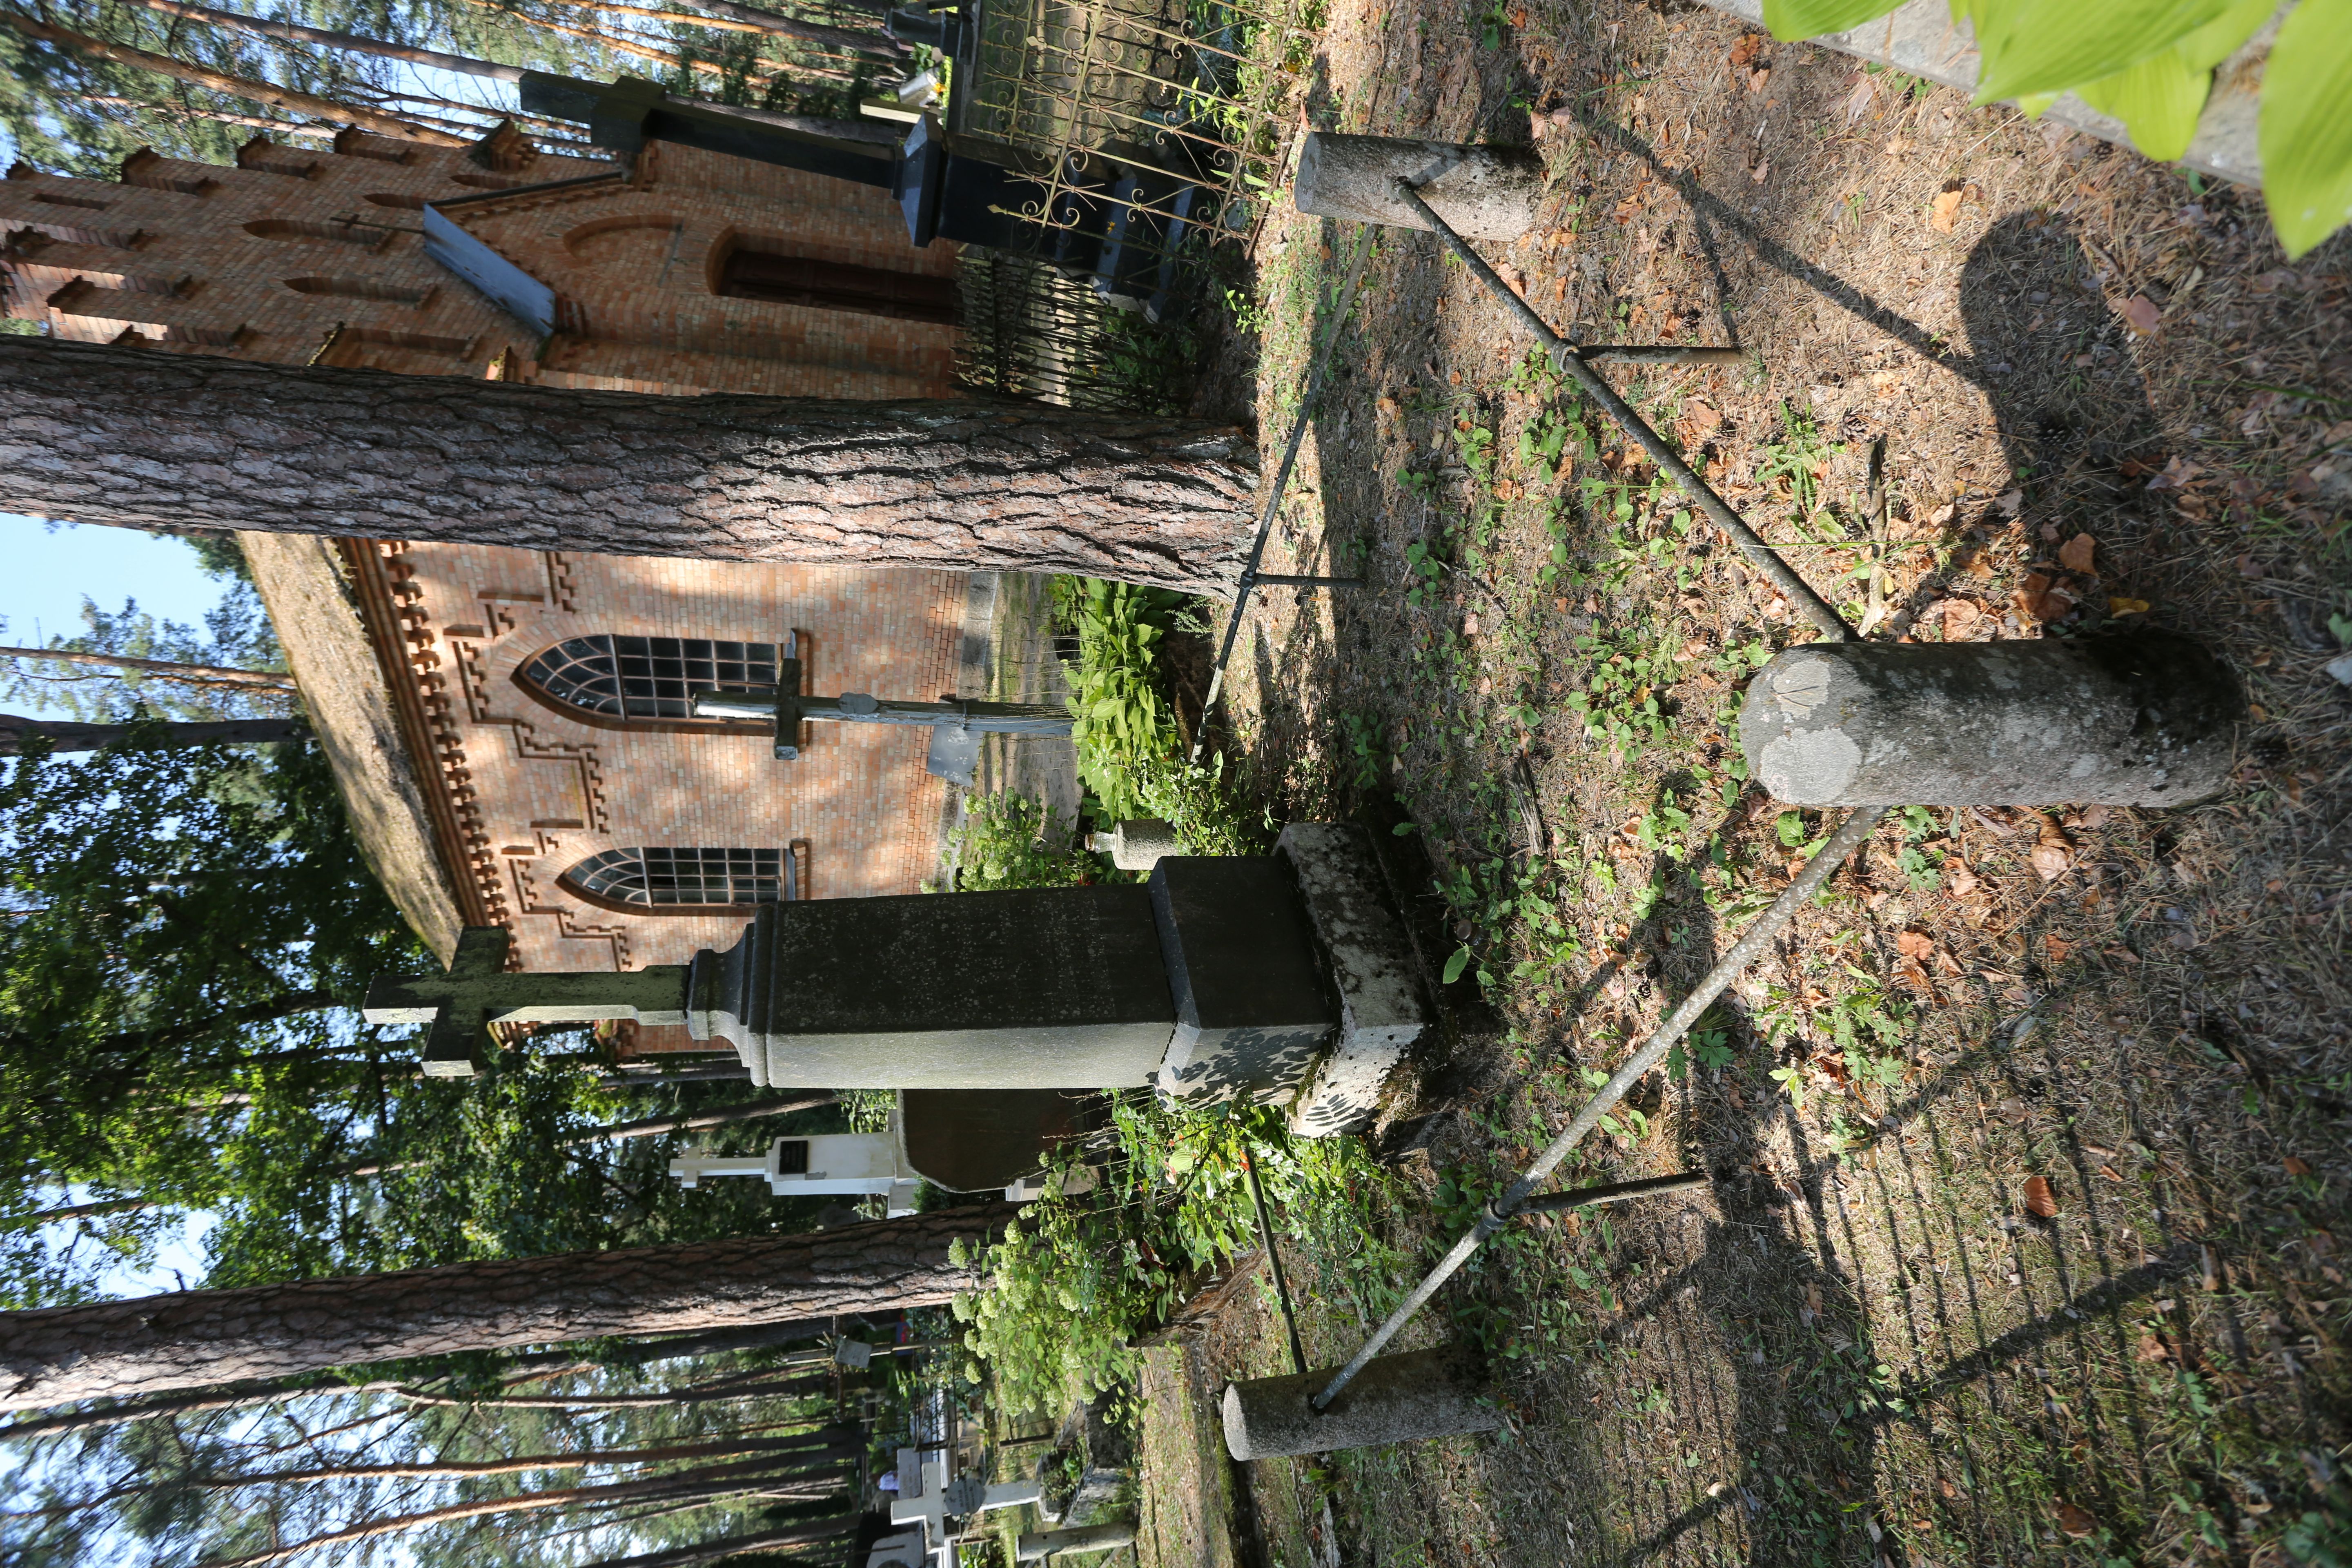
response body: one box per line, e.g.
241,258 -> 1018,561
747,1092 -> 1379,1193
395,1372 -> 826,1408
0,649 -> 298,692
584,1515 -> 857,1568
82,95 -> 337,137
0,714 -> 309,755
0,340 -> 1257,597
114,0 -> 898,81
0,12 -> 466,146
0,1207 -> 1001,1411
202,1452 -> 845,1568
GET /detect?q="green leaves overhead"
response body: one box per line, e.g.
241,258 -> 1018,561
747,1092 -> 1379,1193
2072,44 -> 2213,162
1969,0 -> 2232,100
1762,0 -> 1913,40
2262,0 -> 2352,256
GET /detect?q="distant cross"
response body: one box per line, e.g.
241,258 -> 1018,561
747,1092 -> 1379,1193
361,927 -> 689,1078
890,1448 -> 1045,1568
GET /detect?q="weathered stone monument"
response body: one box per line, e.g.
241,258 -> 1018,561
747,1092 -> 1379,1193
363,824 -> 1430,1140
885,1448 -> 1045,1568
668,1132 -> 924,1216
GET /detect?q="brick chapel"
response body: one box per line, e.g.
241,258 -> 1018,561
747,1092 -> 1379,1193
0,123 -> 995,1008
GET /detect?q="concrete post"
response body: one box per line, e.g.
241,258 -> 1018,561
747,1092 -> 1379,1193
1087,818 -> 1179,871
1223,1346 -> 1500,1459
1737,628 -> 2242,806
1294,133 -> 1546,242
1015,1523 -> 1136,1560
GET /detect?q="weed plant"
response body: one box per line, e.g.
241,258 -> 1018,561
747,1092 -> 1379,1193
1051,577 -> 1261,855
936,793 -> 1098,892
948,1100 -> 1401,1419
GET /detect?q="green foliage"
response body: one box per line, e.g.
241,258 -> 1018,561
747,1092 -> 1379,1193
0,738 -> 417,1239
2261,0 -> 2352,258
951,1100 -> 1396,1417
938,792 -> 1096,892
1563,629 -> 1673,751
1056,578 -> 1186,823
1051,578 -> 1260,855
1762,0 -> 2351,256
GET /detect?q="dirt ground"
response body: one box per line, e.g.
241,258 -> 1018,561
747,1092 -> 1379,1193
1155,0 -> 2352,1563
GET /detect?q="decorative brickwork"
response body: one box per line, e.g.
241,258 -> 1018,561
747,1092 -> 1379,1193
2,125 -> 978,996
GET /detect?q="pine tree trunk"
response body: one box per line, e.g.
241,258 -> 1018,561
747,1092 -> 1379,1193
0,339 -> 1258,596
0,12 -> 465,145
0,1207 -> 1000,1412
0,714 -> 309,755
0,650 -> 298,692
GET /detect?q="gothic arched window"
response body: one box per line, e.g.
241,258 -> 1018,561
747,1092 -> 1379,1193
518,635 -> 784,723
561,845 -> 805,910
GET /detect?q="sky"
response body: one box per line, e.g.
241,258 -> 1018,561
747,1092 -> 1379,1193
0,512 -> 232,682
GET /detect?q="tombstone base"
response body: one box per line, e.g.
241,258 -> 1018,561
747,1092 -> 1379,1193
1148,858 -> 1336,1107
1222,1347 -> 1499,1459
1016,1523 -> 1136,1561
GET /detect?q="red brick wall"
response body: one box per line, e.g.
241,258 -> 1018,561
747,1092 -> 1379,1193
371,539 -> 963,976
2,126 -> 976,987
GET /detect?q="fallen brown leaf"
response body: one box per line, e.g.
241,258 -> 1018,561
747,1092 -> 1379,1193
2107,596 -> 2151,615
1684,400 -> 1723,437
2286,1156 -> 2314,1176
1729,32 -> 1764,67
1896,929 -> 1936,960
1841,76 -> 1875,124
1751,159 -> 1771,183
2135,1332 -> 2172,1363
2058,532 -> 2097,574
1928,187 -> 1963,232
1945,860 -> 1980,897
2029,840 -> 2072,881
2016,572 -> 2076,622
2119,294 -> 2162,334
1936,597 -> 1986,640
2045,932 -> 2072,962
2024,1175 -> 2060,1217
2055,1502 -> 2097,1538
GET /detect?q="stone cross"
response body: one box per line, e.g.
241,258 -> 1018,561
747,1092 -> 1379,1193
889,1448 -> 1044,1568
668,1133 -> 921,1215
361,927 -> 688,1078
690,677 -> 1070,761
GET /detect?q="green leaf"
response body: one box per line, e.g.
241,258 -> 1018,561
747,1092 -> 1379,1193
1762,0 -> 1902,37
1442,944 -> 1473,984
2075,44 -> 2210,161
1973,0 -> 2236,102
2261,0 -> 2352,258
2178,0 -> 2276,69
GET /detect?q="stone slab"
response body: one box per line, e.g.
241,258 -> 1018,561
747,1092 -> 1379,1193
1275,824 -> 1431,1137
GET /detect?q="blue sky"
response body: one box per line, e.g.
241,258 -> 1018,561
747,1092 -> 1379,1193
1,513 -> 229,643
